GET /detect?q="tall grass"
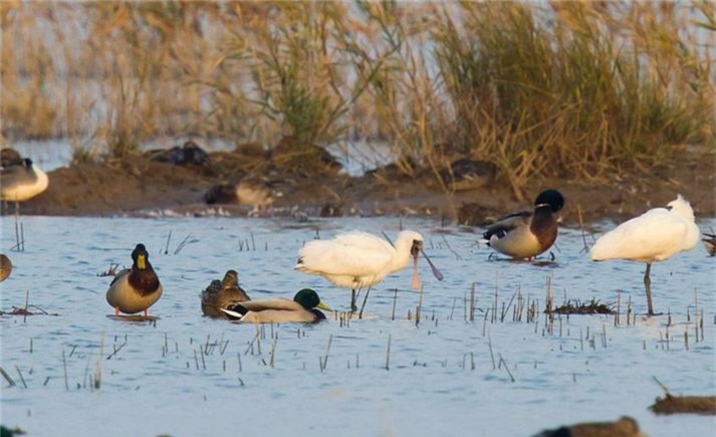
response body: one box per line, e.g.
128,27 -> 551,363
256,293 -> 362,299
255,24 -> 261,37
433,2 -> 714,195
1,2 -> 713,186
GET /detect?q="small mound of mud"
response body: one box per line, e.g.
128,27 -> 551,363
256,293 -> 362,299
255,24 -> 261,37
650,394 -> 716,415
550,299 -> 614,315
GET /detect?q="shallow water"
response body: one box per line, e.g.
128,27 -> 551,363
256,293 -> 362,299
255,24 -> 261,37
1,216 -> 714,437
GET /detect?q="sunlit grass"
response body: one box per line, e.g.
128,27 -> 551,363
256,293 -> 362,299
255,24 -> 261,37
1,1 -> 713,185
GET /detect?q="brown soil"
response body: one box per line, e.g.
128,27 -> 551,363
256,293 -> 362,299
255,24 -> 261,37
8,146 -> 716,226
650,394 -> 716,415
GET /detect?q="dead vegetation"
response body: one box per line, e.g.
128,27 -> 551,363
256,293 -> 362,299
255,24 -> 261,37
1,2 -> 713,202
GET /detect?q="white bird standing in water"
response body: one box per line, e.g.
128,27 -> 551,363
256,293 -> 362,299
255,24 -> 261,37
295,230 -> 443,311
590,195 -> 699,316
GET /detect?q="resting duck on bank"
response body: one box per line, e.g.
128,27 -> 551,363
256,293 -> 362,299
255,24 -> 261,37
483,189 -> 565,260
106,244 -> 163,316
220,288 -> 330,324
201,269 -> 251,318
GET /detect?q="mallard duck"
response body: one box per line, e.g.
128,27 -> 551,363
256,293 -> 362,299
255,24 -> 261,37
483,189 -> 565,260
106,244 -> 163,316
295,230 -> 443,311
0,254 -> 12,282
703,232 -> 716,257
201,269 -> 251,318
591,194 -> 699,316
0,158 -> 49,203
534,416 -> 645,437
220,288 -> 330,323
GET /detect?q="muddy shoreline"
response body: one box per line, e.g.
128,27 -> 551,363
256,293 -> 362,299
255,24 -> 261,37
6,147 -> 715,227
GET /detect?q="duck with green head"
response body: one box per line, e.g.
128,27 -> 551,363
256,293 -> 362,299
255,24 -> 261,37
201,269 -> 251,318
483,189 -> 564,260
106,244 -> 162,316
220,288 -> 330,323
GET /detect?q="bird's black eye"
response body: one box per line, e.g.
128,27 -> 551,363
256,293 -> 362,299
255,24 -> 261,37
666,205 -> 673,211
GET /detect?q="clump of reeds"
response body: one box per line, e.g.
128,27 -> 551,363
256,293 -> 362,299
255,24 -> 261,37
552,298 -> 614,315
432,2 -> 714,197
2,2 -> 712,194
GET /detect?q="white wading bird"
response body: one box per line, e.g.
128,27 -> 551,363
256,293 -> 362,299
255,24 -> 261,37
295,230 -> 443,311
590,195 -> 699,316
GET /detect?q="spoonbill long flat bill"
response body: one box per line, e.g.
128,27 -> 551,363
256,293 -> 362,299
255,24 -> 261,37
295,230 -> 444,311
590,194 -> 699,316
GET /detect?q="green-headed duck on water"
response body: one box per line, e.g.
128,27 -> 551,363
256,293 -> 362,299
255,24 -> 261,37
220,288 -> 330,324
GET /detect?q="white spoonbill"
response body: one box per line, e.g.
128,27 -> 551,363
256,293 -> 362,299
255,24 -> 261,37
295,230 -> 443,311
590,194 -> 699,316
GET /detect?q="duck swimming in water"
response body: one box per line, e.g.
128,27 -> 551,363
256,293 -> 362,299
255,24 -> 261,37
220,288 -> 330,324
201,269 -> 251,318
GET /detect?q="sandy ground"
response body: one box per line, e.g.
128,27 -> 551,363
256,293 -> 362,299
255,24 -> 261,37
6,146 -> 715,227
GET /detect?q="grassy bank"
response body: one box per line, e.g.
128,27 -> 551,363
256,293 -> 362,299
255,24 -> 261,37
1,1 -> 713,189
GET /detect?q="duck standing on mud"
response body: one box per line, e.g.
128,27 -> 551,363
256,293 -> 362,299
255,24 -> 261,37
295,230 -> 443,312
590,194 -> 699,316
106,244 -> 163,316
483,189 -> 565,260
220,288 -> 330,324
201,269 -> 251,318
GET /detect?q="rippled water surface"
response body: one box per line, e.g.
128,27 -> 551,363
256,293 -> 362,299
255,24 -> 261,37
1,216 -> 714,437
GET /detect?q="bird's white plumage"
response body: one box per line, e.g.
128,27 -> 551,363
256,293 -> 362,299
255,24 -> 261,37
589,194 -> 699,315
590,195 -> 699,262
295,230 -> 422,290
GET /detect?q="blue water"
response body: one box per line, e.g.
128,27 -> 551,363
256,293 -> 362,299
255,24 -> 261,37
1,216 -> 714,436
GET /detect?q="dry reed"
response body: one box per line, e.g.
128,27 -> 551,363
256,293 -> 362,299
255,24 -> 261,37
1,2 -> 711,196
